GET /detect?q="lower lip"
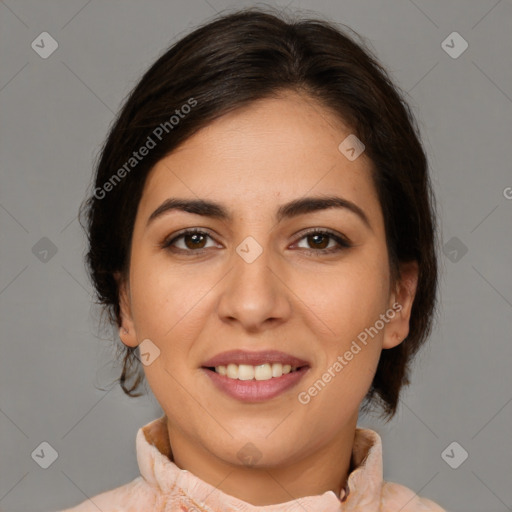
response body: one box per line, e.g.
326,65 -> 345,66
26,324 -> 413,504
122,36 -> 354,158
202,367 -> 309,402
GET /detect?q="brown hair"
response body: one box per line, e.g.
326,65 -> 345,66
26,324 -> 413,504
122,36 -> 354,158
80,7 -> 438,420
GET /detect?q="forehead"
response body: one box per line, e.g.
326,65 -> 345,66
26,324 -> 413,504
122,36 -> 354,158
137,92 -> 382,227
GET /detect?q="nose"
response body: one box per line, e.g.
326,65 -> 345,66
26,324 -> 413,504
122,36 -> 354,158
216,242 -> 292,332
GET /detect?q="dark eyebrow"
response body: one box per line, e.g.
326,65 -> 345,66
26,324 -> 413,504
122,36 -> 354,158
146,195 -> 371,230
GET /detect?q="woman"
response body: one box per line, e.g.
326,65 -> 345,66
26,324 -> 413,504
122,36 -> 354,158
61,7 -> 445,511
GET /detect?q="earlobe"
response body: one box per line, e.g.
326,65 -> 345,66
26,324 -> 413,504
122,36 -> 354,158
115,271 -> 139,348
382,260 -> 419,350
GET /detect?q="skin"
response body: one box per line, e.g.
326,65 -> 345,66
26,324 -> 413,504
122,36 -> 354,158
117,90 -> 418,506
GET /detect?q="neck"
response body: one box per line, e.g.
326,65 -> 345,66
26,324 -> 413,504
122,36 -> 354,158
165,416 -> 357,506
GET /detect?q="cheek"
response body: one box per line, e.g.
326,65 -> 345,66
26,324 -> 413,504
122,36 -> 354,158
292,255 -> 389,407
130,254 -> 215,338
128,259 -> 212,410
297,260 -> 390,342
128,255 -> 223,396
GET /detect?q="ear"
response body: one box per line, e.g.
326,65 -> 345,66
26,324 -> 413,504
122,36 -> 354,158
114,271 -> 138,348
382,260 -> 419,350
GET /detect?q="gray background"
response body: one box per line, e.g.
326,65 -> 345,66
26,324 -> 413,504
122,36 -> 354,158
1,1 -> 511,511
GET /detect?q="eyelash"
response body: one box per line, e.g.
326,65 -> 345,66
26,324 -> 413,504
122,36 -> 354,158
160,228 -> 352,256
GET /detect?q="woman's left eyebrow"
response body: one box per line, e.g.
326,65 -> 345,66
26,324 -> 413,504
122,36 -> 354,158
146,195 -> 372,231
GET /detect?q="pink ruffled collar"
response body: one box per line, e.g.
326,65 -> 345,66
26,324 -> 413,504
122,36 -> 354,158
136,415 -> 384,511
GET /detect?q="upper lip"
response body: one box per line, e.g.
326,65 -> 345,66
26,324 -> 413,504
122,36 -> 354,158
201,350 -> 310,368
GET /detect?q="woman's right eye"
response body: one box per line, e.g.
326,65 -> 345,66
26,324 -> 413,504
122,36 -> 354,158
161,229 -> 217,252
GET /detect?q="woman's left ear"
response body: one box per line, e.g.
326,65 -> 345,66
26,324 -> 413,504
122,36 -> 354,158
382,260 -> 419,350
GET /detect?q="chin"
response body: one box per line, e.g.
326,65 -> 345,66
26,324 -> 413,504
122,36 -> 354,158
203,433 -> 294,466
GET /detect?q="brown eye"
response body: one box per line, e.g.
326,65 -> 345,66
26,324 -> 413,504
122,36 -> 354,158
182,232 -> 207,250
295,229 -> 352,255
162,229 -> 216,252
306,233 -> 330,250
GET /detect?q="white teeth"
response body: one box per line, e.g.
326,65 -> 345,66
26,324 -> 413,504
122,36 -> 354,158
254,363 -> 271,380
238,364 -> 254,380
271,363 -> 283,377
226,363 -> 238,379
214,363 -> 299,380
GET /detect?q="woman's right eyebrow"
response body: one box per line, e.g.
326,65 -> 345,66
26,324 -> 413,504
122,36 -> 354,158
146,195 -> 372,231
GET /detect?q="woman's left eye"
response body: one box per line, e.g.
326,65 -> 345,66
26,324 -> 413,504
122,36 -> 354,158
161,228 -> 352,255
293,229 -> 352,255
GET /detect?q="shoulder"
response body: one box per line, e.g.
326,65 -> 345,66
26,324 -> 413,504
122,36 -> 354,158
381,481 -> 447,512
57,476 -> 158,512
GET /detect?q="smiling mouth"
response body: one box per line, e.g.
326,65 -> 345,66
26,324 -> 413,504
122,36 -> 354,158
203,363 -> 309,381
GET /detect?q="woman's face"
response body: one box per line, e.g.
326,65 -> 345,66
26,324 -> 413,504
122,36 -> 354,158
118,91 -> 417,469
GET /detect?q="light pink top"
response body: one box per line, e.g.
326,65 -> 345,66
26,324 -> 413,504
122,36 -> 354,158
58,415 -> 446,511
